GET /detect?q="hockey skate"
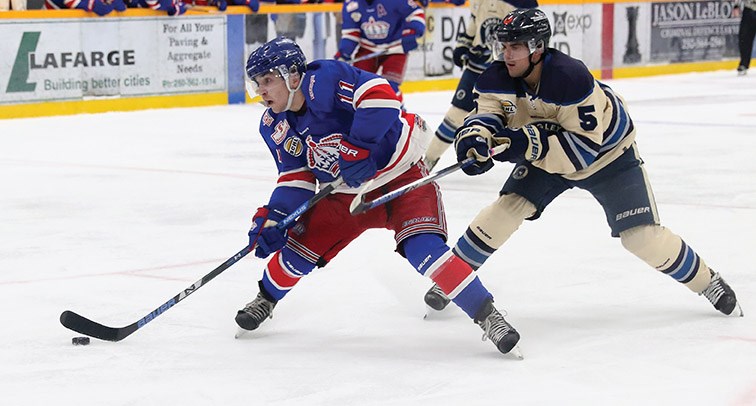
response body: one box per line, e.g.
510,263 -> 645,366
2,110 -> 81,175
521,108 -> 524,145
234,291 -> 277,338
475,299 -> 523,359
700,269 -> 743,317
424,283 -> 451,314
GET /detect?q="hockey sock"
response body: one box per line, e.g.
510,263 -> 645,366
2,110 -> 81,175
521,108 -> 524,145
452,228 -> 497,271
620,224 -> 711,292
260,248 -> 316,301
404,234 -> 492,318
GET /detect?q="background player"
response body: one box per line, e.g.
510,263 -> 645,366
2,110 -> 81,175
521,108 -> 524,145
335,0 -> 426,102
236,37 -> 521,356
424,0 -> 538,170
423,9 -> 743,320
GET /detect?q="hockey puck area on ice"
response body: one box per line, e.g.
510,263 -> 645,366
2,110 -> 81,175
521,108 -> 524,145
72,336 -> 90,346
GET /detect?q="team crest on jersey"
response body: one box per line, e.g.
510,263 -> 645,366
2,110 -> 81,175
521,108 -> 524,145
351,12 -> 362,22
271,119 -> 290,144
346,0 -> 358,12
500,100 -> 517,114
262,110 -> 274,127
284,136 -> 304,157
362,17 -> 390,40
305,133 -> 341,177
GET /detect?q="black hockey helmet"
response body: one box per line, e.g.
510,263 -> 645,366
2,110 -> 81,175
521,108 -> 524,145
495,8 -> 551,52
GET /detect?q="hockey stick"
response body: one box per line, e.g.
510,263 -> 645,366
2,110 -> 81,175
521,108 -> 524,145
349,144 -> 508,215
60,179 -> 343,342
348,45 -> 404,65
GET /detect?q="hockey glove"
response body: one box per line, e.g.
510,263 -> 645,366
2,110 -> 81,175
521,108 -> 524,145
230,0 -> 259,12
333,51 -> 349,62
112,0 -> 127,11
467,45 -> 492,66
338,137 -> 378,188
401,34 -> 419,53
452,45 -> 471,68
492,122 -> 552,163
249,206 -> 289,259
209,0 -> 227,11
455,127 -> 494,175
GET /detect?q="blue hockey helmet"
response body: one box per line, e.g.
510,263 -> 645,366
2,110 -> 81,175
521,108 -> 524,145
245,36 -> 307,111
245,36 -> 307,82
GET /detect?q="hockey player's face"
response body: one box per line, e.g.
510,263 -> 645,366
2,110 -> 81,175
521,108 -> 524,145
496,42 -> 532,76
249,71 -> 289,112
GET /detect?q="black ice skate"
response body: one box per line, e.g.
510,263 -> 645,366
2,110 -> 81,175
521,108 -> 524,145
234,291 -> 277,338
424,283 -> 451,312
474,299 -> 523,359
700,270 -> 743,317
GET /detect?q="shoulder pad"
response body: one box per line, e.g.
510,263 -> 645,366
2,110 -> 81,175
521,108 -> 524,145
538,50 -> 595,106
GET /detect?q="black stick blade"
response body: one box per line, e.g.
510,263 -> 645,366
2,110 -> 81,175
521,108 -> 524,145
60,310 -> 135,342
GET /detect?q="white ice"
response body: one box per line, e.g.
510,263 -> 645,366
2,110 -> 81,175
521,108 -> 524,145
1,70 -> 755,406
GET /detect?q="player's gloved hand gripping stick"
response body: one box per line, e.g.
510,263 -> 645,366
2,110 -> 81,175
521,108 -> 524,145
60,179 -> 344,342
349,144 -> 508,215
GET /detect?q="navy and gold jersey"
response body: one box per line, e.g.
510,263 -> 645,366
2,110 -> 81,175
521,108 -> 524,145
468,49 -> 636,179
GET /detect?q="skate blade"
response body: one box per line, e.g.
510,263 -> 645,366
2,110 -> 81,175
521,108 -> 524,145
423,305 -> 450,320
234,327 -> 249,339
506,345 -> 524,360
732,302 -> 744,317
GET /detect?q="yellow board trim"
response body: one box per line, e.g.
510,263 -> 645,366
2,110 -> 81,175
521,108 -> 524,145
0,92 -> 227,119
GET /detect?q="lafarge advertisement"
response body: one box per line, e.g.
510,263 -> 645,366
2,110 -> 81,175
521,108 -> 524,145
1,17 -> 227,104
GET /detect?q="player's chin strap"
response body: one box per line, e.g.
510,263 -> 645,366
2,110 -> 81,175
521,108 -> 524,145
517,43 -> 547,79
282,68 -> 304,111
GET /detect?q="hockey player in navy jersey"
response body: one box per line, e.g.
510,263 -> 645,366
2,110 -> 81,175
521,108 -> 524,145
423,0 -> 538,170
235,36 -> 521,356
423,9 -> 743,319
335,0 -> 426,101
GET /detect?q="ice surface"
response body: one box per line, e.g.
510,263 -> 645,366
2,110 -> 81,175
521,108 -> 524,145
1,70 -> 755,405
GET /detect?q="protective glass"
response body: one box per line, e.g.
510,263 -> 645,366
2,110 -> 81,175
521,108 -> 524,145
491,40 -> 532,63
245,68 -> 284,99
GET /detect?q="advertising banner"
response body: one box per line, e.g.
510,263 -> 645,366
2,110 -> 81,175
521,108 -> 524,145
541,4 -> 603,71
1,17 -> 227,104
613,3 -> 652,67
650,0 -> 740,63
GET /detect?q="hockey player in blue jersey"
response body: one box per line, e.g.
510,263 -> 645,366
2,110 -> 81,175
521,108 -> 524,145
423,9 -> 743,320
235,36 -> 521,356
335,0 -> 426,102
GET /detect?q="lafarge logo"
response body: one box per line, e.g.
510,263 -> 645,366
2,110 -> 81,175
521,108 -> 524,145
6,31 -> 137,94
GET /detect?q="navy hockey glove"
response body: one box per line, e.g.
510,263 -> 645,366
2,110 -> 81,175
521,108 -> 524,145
249,206 -> 289,259
455,127 -> 494,176
452,45 -> 471,68
339,137 -> 378,188
492,122 -> 553,163
467,45 -> 492,66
